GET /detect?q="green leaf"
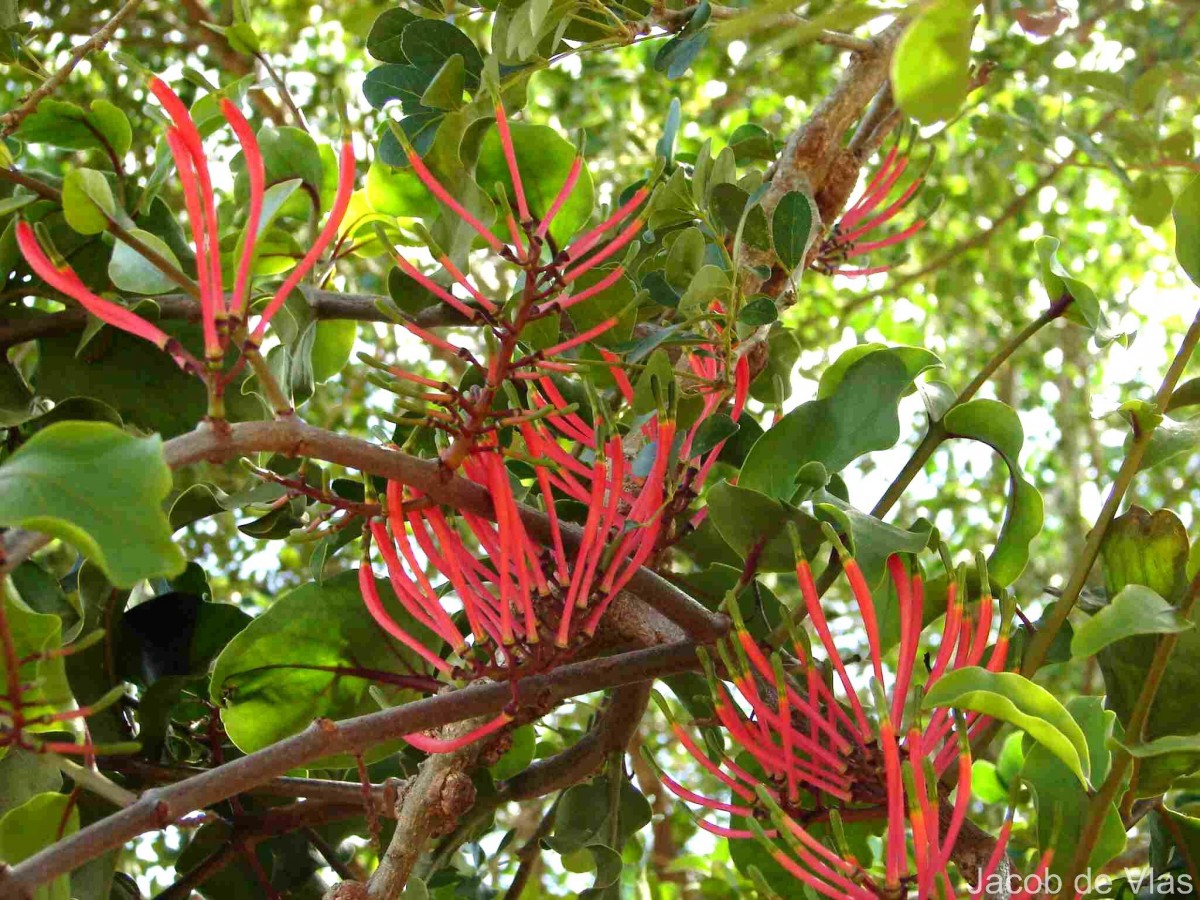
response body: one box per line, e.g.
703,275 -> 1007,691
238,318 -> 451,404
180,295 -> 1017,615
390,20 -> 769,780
1023,697 -> 1126,881
401,20 -> 483,88
891,0 -> 976,125
814,491 -> 932,598
1174,172 -> 1200,286
565,266 -> 635,348
0,793 -> 80,900
771,190 -> 817,270
1096,507 -> 1200,795
363,64 -> 436,112
14,99 -> 132,156
0,750 -> 61,818
210,570 -> 439,766
665,226 -> 705,291
62,167 -> 115,235
728,123 -> 775,163
678,265 -> 730,315
706,480 -> 824,572
367,8 -> 420,63
740,347 -> 935,500
1131,174 -> 1174,227
420,53 -> 466,110
691,412 -> 739,458
1072,585 -> 1193,659
0,360 -> 34,427
490,724 -> 536,782
257,126 -> 325,211
942,399 -> 1044,587
311,320 -> 357,383
0,591 -> 71,736
109,229 -> 183,295
1140,414 -> 1200,471
0,422 -> 184,587
1036,236 -> 1130,347
653,0 -> 711,80
476,122 -> 594,247
738,295 -> 778,326
923,666 -> 1092,786
550,773 -> 651,854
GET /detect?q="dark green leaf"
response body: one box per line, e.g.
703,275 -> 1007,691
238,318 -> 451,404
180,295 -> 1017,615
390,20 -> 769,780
0,422 -> 184,587
770,190 -> 816,270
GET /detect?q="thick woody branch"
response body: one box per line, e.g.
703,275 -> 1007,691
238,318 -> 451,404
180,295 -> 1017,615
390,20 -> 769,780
498,682 -> 651,801
0,286 -> 467,349
0,641 -> 702,898
365,717 -> 489,899
2,418 -> 725,638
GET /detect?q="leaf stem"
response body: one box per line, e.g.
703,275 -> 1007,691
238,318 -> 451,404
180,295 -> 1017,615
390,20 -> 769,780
1059,568 -> 1200,894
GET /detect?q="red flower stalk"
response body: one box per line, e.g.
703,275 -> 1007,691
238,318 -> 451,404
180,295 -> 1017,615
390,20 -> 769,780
815,140 -> 929,277
653,542 -> 1027,898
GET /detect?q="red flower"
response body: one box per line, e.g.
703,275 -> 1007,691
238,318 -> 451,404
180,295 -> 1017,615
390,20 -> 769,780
650,545 -> 1051,898
15,77 -> 355,373
816,142 -> 929,278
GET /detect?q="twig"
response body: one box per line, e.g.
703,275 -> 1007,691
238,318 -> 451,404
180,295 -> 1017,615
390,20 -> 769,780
0,641 -> 701,897
51,757 -> 137,809
502,799 -> 558,900
0,0 -> 145,136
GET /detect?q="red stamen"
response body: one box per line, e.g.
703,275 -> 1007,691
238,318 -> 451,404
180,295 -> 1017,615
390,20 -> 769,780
565,187 -> 650,261
534,265 -> 626,317
359,564 -> 454,676
562,217 -> 644,283
535,154 -> 582,240
164,129 -> 218,356
540,317 -> 618,358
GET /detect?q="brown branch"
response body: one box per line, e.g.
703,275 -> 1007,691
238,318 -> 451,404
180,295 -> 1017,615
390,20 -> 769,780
366,717 -> 489,899
498,682 -> 651,802
0,0 -> 145,137
159,419 -> 727,641
0,287 -> 471,349
0,641 -> 701,898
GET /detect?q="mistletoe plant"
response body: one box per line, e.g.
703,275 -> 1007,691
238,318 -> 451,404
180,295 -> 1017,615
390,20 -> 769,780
0,3 -> 1199,900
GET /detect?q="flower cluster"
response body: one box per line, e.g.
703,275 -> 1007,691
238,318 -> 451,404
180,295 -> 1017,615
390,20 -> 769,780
16,77 -> 355,399
814,139 -> 929,278
358,107 -> 749,753
650,544 -> 1051,899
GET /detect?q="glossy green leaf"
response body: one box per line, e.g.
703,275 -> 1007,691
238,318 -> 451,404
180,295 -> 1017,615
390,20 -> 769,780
706,480 -> 824,572
0,793 -> 80,900
1140,414 -> 1200,471
892,0 -> 976,125
420,53 -> 466,110
942,399 -> 1044,587
1072,585 -> 1193,659
1023,697 -> 1126,881
741,347 -> 933,500
0,422 -> 184,587
401,20 -> 482,88
1036,236 -> 1130,347
109,229 -> 182,295
366,8 -> 420,63
771,190 -> 817,270
476,122 -> 594,246
923,666 -> 1091,785
210,570 -> 439,766
15,99 -> 132,156
665,226 -> 705,290
1174,172 -> 1200,286
62,167 -> 115,235
678,264 -> 730,315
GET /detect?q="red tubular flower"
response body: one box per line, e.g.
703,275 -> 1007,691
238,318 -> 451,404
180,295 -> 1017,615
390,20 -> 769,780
220,98 -> 265,321
15,221 -> 200,374
149,78 -> 224,329
250,137 -> 356,343
655,546 -> 1033,898
815,140 -> 929,277
163,128 -> 220,358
